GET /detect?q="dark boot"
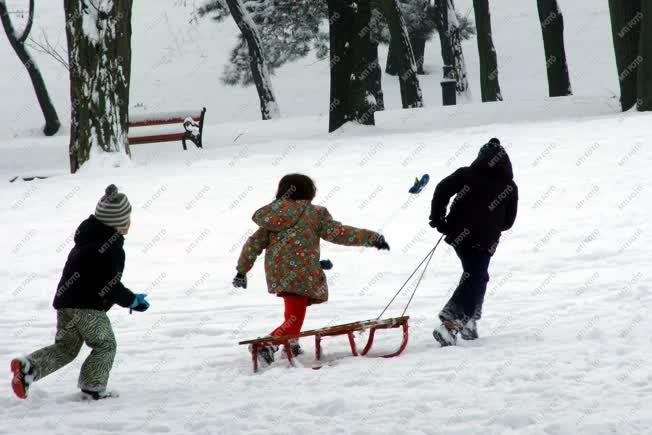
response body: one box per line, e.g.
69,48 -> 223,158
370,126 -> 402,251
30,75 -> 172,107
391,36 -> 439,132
81,389 -> 118,400
433,320 -> 460,347
282,339 -> 303,358
460,319 -> 479,340
249,344 -> 278,366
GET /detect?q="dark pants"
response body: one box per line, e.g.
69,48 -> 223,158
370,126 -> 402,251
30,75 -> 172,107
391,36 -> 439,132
439,247 -> 491,325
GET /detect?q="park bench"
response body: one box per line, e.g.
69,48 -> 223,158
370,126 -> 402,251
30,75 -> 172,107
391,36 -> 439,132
239,316 -> 410,373
128,107 -> 206,150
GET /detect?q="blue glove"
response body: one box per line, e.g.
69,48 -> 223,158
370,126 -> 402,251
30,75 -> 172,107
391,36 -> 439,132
130,293 -> 149,313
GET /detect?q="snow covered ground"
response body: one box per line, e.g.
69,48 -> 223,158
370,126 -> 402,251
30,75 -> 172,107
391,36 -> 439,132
2,0 -> 651,433
2,97 -> 652,434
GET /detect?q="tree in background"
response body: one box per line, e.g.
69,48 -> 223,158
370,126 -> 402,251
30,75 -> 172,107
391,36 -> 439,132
0,0 -> 60,135
608,0 -> 651,111
198,1 -> 328,85
379,0 -> 423,109
537,0 -> 572,97
64,0 -> 132,173
222,0 -> 279,119
638,2 -> 652,111
383,0 -> 473,78
200,0 -> 422,111
472,0 -> 502,101
384,0 -> 436,75
434,0 -> 472,95
327,0 -> 377,132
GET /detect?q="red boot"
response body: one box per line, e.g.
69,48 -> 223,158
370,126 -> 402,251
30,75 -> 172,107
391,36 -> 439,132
11,357 -> 32,399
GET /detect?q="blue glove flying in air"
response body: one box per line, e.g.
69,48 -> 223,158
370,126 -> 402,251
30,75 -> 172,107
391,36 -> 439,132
130,293 -> 150,313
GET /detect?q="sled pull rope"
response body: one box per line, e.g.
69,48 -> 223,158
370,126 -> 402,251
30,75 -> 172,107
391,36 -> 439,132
376,235 -> 444,320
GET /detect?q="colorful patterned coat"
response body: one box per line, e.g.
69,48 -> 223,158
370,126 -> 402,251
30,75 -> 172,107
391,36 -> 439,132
237,199 -> 381,304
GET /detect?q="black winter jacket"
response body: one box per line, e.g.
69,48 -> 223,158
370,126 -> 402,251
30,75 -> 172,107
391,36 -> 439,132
430,145 -> 518,255
53,215 -> 135,311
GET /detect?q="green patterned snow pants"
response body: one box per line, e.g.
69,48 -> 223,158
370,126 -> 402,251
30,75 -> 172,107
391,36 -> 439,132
27,308 -> 116,392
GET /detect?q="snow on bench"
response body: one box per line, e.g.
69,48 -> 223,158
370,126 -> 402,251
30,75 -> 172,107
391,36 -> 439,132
128,108 -> 206,150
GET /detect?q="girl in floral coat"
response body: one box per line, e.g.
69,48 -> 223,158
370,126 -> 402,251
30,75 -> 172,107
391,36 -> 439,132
232,173 -> 390,365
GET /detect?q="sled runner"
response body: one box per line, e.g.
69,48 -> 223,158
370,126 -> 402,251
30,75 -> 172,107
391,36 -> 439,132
239,316 -> 409,373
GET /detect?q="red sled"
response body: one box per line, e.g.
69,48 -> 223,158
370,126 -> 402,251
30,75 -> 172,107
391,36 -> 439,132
239,316 -> 409,373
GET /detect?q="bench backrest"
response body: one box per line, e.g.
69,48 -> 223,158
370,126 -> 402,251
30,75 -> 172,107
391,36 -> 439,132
129,108 -> 205,128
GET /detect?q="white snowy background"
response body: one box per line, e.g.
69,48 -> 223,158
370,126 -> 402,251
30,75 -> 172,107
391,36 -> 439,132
1,1 -> 651,434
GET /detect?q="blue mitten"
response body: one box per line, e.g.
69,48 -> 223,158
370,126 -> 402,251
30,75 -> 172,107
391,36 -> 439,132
130,294 -> 149,313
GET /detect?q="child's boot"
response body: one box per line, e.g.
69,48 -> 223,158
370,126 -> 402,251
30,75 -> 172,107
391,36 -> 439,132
433,320 -> 460,347
81,389 -> 118,400
249,344 -> 278,366
281,339 -> 303,358
10,357 -> 33,399
460,319 -> 479,340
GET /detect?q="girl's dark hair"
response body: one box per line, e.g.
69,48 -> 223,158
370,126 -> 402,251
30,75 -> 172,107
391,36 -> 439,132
276,173 -> 317,201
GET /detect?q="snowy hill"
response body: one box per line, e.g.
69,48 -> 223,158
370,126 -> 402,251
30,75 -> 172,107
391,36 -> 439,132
2,98 -> 652,433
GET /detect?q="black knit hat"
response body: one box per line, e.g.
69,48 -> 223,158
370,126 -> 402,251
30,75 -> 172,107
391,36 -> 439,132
94,184 -> 132,231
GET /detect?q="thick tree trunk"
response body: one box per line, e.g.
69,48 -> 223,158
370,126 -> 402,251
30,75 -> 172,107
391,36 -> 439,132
637,1 -> 652,111
380,0 -> 423,108
64,0 -> 133,173
537,0 -> 572,97
327,0 -> 352,132
224,0 -> 279,120
410,35 -> 426,74
328,0 -> 382,132
607,0 -> 642,111
350,0 -> 376,125
0,0 -> 60,135
473,0 -> 502,101
327,0 -> 377,132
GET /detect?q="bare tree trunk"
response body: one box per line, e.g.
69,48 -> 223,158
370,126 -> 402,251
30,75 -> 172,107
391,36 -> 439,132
385,41 -> 399,75
435,0 -> 455,80
410,35 -> 426,74
369,42 -> 385,110
327,0 -> 377,132
64,0 -> 132,173
607,0 -> 642,111
351,0 -> 376,125
0,0 -> 60,135
224,0 -> 279,120
380,0 -> 423,108
537,0 -> 572,97
448,0 -> 470,94
637,1 -> 652,111
473,0 -> 502,101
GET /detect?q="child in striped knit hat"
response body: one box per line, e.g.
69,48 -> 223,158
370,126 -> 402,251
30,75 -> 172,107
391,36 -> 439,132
10,184 -> 150,401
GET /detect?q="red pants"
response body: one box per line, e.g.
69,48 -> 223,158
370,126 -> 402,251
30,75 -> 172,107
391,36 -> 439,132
270,295 -> 309,338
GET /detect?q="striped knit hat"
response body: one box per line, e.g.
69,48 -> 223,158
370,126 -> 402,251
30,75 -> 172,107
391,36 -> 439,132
95,184 -> 132,231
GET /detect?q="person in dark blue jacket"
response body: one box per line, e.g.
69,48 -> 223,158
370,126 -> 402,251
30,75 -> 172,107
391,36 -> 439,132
11,185 -> 150,400
430,139 -> 518,346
